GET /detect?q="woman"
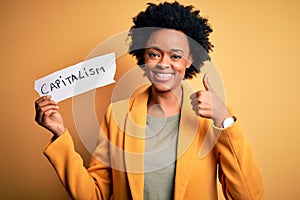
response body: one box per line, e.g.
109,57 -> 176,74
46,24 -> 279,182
35,2 -> 264,199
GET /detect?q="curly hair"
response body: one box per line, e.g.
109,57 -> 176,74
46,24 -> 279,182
128,2 -> 214,79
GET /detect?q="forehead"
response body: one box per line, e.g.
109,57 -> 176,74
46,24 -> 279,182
145,29 -> 190,52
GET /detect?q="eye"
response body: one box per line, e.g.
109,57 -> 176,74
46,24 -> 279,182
171,54 -> 182,60
148,52 -> 160,57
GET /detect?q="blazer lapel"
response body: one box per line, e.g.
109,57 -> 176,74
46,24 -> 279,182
124,86 -> 150,199
174,81 -> 201,200
123,83 -> 201,200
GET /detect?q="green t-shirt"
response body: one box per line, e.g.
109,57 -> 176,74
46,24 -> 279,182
144,114 -> 180,200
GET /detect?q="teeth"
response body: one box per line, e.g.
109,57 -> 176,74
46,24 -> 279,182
156,73 -> 173,78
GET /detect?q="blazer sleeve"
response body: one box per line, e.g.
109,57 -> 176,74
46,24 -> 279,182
43,108 -> 113,200
214,119 -> 264,200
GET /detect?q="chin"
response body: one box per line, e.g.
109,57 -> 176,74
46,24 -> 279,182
152,83 -> 170,91
151,82 -> 180,93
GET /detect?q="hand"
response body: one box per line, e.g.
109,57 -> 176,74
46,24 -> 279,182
190,73 -> 232,127
35,96 -> 65,138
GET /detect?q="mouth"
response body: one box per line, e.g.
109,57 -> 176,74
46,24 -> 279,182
153,71 -> 175,81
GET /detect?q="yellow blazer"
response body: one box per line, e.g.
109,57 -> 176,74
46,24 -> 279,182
44,82 -> 264,200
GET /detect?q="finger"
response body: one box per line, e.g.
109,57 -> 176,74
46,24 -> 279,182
192,105 -> 210,117
190,93 -> 197,100
198,109 -> 212,119
35,95 -> 51,104
192,90 -> 211,102
36,105 -> 59,123
35,96 -> 51,109
190,98 -> 198,106
44,109 -> 58,117
35,96 -> 56,122
35,97 -> 57,110
40,109 -> 57,126
202,73 -> 212,91
192,104 -> 200,116
40,104 -> 59,112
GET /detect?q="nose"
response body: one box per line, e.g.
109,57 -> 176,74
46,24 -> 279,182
157,54 -> 170,69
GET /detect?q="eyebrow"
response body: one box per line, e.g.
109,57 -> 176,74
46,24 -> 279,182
146,46 -> 184,54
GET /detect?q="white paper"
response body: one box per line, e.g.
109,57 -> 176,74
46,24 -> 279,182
34,52 -> 116,102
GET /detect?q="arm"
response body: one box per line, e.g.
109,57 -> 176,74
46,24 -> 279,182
214,121 -> 264,199
190,74 -> 264,199
35,96 -> 112,200
44,130 -> 112,200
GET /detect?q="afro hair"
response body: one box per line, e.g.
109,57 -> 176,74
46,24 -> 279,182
128,1 -> 214,79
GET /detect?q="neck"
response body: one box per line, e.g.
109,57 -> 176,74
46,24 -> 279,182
147,86 -> 183,117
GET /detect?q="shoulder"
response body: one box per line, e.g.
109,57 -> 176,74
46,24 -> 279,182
111,84 -> 151,110
103,84 -> 151,120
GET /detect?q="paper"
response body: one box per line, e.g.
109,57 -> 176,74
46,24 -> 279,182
34,52 -> 116,102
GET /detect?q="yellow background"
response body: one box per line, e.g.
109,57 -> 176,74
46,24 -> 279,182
1,0 -> 299,199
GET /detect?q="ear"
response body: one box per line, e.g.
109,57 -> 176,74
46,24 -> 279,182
186,54 -> 194,69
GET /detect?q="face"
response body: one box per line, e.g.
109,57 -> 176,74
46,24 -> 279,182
143,29 -> 193,93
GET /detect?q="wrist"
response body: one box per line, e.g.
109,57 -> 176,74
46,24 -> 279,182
213,119 -> 223,128
213,110 -> 234,128
51,125 -> 66,138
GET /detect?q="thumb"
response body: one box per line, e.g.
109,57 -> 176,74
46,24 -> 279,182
202,73 -> 212,91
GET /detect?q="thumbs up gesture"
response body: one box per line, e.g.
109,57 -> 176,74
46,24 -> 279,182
190,73 -> 233,127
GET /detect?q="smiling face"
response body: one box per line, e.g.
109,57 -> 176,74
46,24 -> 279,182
143,29 -> 193,93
